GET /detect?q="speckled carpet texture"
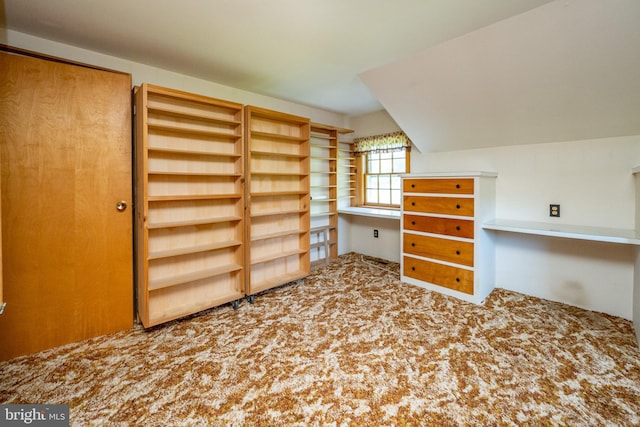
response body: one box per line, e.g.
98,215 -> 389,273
1,253 -> 639,426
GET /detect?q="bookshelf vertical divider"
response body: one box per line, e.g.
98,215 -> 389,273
135,84 -> 245,327
245,106 -> 311,299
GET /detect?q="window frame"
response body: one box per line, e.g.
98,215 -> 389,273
357,148 -> 410,209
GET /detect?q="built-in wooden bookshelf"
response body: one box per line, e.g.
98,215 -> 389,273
337,132 -> 356,208
135,84 -> 245,327
244,106 -> 311,300
310,124 -> 354,266
310,124 -> 338,266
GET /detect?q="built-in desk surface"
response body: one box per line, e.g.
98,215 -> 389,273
483,219 -> 640,246
338,206 -> 400,220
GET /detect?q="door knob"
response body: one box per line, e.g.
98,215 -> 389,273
116,201 -> 128,212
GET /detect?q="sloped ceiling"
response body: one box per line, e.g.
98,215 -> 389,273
360,0 -> 640,153
1,0 -> 552,116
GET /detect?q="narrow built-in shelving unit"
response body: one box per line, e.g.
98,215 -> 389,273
337,132 -> 356,209
135,84 -> 245,327
309,124 -> 354,265
310,123 -> 338,266
245,106 -> 311,298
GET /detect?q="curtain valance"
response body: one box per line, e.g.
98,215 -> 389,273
353,131 -> 412,156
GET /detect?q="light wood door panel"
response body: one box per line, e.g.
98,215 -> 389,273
0,51 -> 133,361
0,146 -> 2,316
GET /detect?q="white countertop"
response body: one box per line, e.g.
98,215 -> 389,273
402,171 -> 498,178
338,206 -> 401,220
483,219 -> 640,245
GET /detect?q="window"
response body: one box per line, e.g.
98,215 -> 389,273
363,150 -> 408,206
353,131 -> 411,208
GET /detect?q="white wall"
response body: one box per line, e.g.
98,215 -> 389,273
412,136 -> 639,228
635,247 -> 640,344
411,135 -> 640,319
494,233 -> 634,319
338,215 -> 400,263
635,172 -> 640,344
2,29 -> 347,128
347,110 -> 401,139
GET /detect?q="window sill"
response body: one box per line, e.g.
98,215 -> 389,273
338,206 -> 401,220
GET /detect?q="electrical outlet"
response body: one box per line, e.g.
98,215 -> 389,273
373,229 -> 379,238
550,204 -> 560,217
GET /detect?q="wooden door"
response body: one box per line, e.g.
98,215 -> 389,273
0,50 -> 133,361
0,146 -> 3,316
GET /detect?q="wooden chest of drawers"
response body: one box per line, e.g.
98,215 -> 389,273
401,173 -> 497,304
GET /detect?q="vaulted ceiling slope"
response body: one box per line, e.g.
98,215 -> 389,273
2,0 -> 551,116
361,0 -> 640,152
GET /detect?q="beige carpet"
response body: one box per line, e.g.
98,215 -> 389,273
1,253 -> 639,426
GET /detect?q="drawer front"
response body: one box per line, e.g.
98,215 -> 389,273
404,196 -> 474,217
403,256 -> 474,295
403,233 -> 474,267
403,178 -> 474,195
403,214 -> 474,239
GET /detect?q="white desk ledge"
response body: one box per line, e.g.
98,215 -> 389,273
483,219 -> 640,246
402,171 -> 498,178
338,206 -> 400,220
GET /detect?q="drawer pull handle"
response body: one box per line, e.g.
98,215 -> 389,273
412,267 -> 416,271
411,184 -> 415,188
456,278 -> 460,282
456,184 -> 460,189
456,204 -> 461,209
411,243 -> 415,247
456,226 -> 461,231
412,202 -> 415,206
411,221 -> 416,225
456,250 -> 460,255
